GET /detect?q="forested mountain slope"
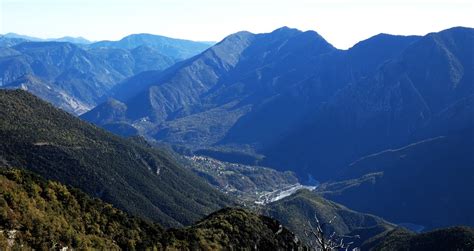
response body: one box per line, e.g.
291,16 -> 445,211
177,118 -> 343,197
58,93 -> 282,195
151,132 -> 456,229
0,90 -> 231,227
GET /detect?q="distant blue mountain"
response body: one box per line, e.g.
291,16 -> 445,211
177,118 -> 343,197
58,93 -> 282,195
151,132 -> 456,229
0,36 -> 27,47
2,33 -> 45,41
0,41 -> 176,114
89,33 -> 212,60
0,32 -> 213,114
2,32 -> 92,44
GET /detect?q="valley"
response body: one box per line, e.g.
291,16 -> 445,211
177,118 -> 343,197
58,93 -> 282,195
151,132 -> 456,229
1,20 -> 473,250
183,155 -> 305,204
254,184 -> 317,205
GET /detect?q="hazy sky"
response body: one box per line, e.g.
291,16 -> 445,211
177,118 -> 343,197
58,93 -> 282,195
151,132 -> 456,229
1,0 -> 473,49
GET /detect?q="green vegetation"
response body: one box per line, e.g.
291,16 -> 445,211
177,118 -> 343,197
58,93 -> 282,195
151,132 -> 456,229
362,226 -> 474,250
262,189 -> 395,246
0,89 -> 231,227
165,207 -> 304,250
0,168 -> 304,250
0,168 -> 163,250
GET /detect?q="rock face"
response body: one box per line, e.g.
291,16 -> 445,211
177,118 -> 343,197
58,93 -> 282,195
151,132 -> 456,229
84,27 -> 473,181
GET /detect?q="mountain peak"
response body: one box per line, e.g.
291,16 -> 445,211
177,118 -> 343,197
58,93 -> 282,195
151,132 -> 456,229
210,30 -> 256,61
219,30 -> 255,43
55,36 -> 91,44
349,32 -> 420,50
265,27 -> 333,50
121,33 -> 166,41
3,32 -> 43,41
269,26 -> 302,38
90,33 -> 212,60
438,26 -> 474,34
273,26 -> 300,32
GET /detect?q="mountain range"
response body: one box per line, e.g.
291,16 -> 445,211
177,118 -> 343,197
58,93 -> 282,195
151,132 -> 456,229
0,89 -> 414,249
1,25 -> 473,249
89,33 -> 213,60
79,26 -> 474,233
1,32 -> 92,44
83,26 -> 473,181
0,33 -> 212,114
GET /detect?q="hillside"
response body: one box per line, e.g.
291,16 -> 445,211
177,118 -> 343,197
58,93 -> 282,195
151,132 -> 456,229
165,207 -> 303,250
262,189 -> 396,246
362,226 -> 474,250
2,167 -> 472,250
0,168 -> 163,250
0,89 -> 232,227
0,168 -> 304,250
317,128 -> 474,230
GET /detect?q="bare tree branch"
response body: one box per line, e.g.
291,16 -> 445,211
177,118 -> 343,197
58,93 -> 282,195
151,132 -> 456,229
304,214 -> 360,251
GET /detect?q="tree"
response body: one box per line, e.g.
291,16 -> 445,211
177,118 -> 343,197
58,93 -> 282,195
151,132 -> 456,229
305,214 -> 359,251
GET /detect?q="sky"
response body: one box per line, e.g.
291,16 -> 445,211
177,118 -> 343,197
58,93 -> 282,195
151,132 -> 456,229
1,0 -> 473,49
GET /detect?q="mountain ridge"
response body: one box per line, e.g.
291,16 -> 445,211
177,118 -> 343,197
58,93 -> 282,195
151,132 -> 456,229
0,89 -> 232,227
89,33 -> 212,60
0,41 -> 177,114
2,32 -> 92,44
83,26 -> 473,181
